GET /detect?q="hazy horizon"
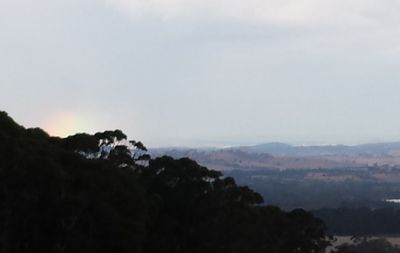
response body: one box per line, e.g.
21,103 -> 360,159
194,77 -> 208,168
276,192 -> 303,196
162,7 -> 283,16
3,0 -> 400,147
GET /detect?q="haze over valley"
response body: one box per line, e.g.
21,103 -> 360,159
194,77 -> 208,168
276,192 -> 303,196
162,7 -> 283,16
152,142 -> 400,211
151,142 -> 400,171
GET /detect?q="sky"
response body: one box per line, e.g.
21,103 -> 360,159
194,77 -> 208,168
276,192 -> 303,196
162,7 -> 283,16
2,0 -> 400,147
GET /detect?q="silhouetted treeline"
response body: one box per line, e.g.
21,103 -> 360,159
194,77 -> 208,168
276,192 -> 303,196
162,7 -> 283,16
313,208 -> 400,236
0,111 -> 331,253
227,169 -> 400,210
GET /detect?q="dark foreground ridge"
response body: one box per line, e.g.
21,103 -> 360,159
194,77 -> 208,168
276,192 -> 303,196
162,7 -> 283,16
0,110 -> 394,253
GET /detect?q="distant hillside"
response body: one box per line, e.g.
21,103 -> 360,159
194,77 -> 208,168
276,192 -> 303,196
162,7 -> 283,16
150,143 -> 400,210
238,142 -> 400,156
150,142 -> 400,171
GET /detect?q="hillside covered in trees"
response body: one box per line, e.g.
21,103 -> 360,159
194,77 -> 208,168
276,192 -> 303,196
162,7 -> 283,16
0,111 -> 334,253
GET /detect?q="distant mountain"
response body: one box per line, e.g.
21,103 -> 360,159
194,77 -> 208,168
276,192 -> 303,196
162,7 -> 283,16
237,142 -> 400,157
150,142 -> 400,171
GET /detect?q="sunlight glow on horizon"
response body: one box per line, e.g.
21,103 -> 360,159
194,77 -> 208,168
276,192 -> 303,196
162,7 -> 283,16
41,112 -> 89,137
3,0 -> 400,147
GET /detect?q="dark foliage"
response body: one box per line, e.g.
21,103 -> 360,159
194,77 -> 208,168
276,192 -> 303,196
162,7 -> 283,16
313,207 -> 400,236
0,111 -> 331,253
0,113 -> 150,253
226,169 -> 400,210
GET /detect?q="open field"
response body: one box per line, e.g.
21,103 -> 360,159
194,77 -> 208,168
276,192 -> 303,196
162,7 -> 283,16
328,236 -> 400,251
151,145 -> 400,172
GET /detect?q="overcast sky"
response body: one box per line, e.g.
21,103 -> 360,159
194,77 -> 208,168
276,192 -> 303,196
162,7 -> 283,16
2,0 -> 400,147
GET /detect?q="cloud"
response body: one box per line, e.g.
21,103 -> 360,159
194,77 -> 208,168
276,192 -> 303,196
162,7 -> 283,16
102,0 -> 400,26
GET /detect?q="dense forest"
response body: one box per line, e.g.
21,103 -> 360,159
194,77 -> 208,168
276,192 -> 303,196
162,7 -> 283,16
3,110 -> 400,252
0,111 -> 332,253
313,208 -> 400,235
227,169 -> 400,210
227,169 -> 400,236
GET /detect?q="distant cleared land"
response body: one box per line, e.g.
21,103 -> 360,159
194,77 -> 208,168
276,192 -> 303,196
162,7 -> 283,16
151,143 -> 400,210
150,142 -> 400,171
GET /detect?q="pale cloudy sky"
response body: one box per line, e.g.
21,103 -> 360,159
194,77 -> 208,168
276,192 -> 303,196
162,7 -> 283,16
2,0 -> 400,147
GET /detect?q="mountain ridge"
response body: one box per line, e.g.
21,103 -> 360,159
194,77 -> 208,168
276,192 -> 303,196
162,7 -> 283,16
150,141 -> 400,171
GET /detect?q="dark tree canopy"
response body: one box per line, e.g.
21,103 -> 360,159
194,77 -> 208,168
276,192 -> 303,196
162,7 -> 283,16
0,111 -> 332,253
61,133 -> 100,153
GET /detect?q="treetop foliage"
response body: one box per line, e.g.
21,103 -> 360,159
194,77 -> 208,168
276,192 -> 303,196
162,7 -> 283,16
0,110 -> 332,253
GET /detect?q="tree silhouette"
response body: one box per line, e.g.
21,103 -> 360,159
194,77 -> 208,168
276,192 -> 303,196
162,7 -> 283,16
0,111 -> 332,253
140,156 -> 330,253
